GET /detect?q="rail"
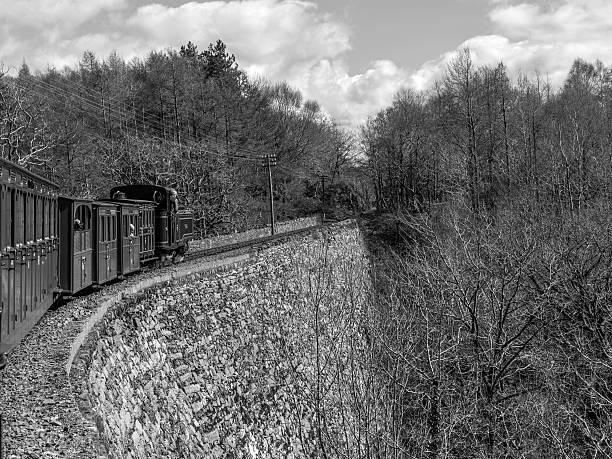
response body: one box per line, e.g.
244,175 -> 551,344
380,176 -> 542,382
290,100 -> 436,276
184,219 -> 354,262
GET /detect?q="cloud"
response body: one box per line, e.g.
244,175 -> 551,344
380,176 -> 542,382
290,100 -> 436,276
411,0 -> 612,91
3,0 -> 126,27
298,59 -> 410,128
124,0 -> 351,81
0,0 -> 127,71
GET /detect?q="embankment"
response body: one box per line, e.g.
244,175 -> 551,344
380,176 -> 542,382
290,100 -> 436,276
78,221 -> 371,458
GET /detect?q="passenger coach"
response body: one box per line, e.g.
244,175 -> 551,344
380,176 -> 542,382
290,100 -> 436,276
0,156 -> 194,364
0,158 -> 59,357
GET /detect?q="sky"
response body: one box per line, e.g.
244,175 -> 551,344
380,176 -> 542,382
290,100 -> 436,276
1,0 -> 612,129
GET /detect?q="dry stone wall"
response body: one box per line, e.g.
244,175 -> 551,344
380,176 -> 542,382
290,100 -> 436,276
83,221 -> 371,458
190,215 -> 321,251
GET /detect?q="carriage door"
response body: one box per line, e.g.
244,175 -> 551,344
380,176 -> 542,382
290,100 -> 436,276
0,185 -> 7,340
2,187 -> 14,337
13,189 -> 25,322
73,204 -> 92,291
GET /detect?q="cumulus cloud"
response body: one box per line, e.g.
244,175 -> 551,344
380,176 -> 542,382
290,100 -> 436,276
412,0 -> 612,91
298,59 -> 410,128
3,0 -> 126,27
0,0 -> 127,71
123,0 -> 351,82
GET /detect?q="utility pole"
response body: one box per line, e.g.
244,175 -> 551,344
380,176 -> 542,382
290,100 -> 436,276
321,174 -> 326,220
262,155 -> 277,235
318,173 -> 328,221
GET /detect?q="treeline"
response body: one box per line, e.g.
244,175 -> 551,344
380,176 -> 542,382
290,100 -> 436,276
363,49 -> 612,215
360,51 -> 612,457
0,40 -> 364,233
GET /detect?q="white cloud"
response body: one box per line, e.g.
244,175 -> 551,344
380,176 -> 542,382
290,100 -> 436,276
296,59 -> 410,128
3,0 -> 126,27
0,0 -> 127,72
412,0 -> 612,91
124,0 -> 351,80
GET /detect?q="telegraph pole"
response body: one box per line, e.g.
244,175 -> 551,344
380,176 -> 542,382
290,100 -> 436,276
321,174 -> 326,220
262,155 -> 277,235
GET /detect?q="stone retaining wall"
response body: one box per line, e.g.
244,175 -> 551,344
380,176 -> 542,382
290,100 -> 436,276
80,221 -> 370,458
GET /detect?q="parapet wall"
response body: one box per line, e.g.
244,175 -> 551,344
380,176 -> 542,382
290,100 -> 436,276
190,215 -> 321,251
78,221 -> 370,458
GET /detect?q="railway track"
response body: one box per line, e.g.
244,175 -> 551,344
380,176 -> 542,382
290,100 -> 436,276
185,223 -> 324,261
183,218 -> 355,262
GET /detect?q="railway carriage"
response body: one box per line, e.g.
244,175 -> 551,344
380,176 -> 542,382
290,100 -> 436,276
0,158 -> 59,356
0,157 -> 194,362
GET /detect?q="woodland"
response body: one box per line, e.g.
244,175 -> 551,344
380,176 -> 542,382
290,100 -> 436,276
361,50 -> 612,457
2,41 -> 612,457
0,40 -> 363,234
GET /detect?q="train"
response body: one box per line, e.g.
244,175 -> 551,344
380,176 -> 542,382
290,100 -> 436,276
0,157 -> 194,366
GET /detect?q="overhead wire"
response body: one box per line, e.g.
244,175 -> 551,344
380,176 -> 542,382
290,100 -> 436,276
25,77 -> 252,160
30,76 -> 269,160
69,76 -> 310,162
18,77 -> 264,162
15,74 -> 360,171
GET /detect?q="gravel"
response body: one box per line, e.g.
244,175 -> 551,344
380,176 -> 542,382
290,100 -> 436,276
0,254 -> 250,459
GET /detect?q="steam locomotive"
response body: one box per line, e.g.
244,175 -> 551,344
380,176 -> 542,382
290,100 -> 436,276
0,157 -> 193,363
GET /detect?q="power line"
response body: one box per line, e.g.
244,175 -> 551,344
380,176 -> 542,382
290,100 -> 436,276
17,77 -> 263,163
28,76 -> 268,160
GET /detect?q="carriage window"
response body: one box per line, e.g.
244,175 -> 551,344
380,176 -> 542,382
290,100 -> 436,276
74,204 -> 91,231
106,215 -> 110,241
47,199 -> 51,238
5,188 -> 13,248
23,193 -> 30,243
44,198 -> 49,238
41,198 -> 46,239
0,187 -> 4,250
12,190 -> 24,245
51,200 -> 56,238
25,193 -> 34,243
33,196 -> 38,240
36,195 -> 43,240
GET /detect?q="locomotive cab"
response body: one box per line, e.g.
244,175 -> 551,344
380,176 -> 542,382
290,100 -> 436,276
109,185 -> 193,260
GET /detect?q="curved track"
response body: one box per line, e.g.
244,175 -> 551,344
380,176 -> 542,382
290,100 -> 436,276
184,223 -> 325,261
